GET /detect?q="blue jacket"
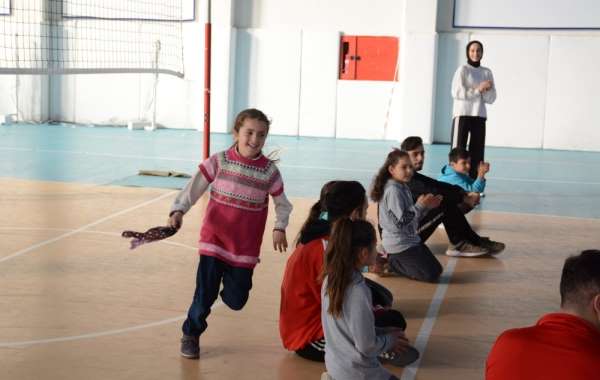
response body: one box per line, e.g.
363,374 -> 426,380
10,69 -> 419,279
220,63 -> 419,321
438,165 -> 486,193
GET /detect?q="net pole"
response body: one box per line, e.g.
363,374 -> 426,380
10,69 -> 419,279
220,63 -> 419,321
15,33 -> 20,122
152,40 -> 161,130
203,0 -> 212,160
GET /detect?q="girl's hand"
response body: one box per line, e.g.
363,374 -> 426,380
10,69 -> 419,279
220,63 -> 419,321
417,193 -> 443,209
168,211 -> 183,230
273,229 -> 288,252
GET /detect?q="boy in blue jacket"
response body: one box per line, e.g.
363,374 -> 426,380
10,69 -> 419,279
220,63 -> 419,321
439,148 -> 489,193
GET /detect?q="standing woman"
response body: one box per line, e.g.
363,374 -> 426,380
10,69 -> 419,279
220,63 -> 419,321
450,40 -> 496,179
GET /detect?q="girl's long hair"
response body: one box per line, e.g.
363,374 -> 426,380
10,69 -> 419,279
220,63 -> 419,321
323,218 -> 376,317
295,181 -> 366,245
324,181 -> 366,221
370,149 -> 409,202
295,180 -> 338,245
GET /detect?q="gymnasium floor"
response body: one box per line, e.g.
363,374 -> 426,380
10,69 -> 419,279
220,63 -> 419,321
1,123 -> 600,380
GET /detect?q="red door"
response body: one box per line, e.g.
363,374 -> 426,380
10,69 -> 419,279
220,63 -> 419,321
339,36 -> 399,81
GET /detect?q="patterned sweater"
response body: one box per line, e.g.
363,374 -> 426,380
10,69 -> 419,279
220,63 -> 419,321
171,147 -> 293,268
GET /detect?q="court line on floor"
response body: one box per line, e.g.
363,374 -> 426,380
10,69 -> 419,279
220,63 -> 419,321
473,208 -> 600,222
400,257 -> 458,380
0,190 -> 176,264
0,146 -> 376,173
0,227 -> 212,347
4,146 -> 600,184
0,301 -> 223,348
0,228 -> 198,250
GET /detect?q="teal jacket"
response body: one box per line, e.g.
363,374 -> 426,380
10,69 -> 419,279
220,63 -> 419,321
438,165 -> 486,193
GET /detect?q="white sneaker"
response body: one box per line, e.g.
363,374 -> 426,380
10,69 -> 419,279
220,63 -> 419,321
446,241 -> 489,257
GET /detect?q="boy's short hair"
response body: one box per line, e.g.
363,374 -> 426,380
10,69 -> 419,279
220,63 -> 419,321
560,250 -> 600,309
449,147 -> 471,163
400,136 -> 423,151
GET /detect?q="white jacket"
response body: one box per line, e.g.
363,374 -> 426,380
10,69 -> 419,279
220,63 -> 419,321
451,64 -> 496,118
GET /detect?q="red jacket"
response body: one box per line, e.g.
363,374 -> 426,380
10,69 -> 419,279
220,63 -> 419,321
279,238 -> 328,350
486,313 -> 600,380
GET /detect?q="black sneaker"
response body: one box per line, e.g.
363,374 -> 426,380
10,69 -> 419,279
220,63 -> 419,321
180,334 -> 199,359
446,241 -> 489,257
480,237 -> 505,255
379,345 -> 420,367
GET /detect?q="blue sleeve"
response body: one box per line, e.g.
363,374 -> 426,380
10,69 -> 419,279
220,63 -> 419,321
441,173 -> 485,193
460,177 -> 486,193
470,178 -> 486,193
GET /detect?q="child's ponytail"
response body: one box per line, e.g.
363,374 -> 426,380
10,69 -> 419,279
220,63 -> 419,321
323,218 -> 376,317
295,181 -> 339,245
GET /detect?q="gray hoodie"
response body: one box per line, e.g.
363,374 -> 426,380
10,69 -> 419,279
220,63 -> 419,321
322,271 -> 396,380
378,179 -> 426,254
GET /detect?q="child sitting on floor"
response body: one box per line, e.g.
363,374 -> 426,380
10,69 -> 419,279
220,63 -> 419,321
438,147 -> 489,193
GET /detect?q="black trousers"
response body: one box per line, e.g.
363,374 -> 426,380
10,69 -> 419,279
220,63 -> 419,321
182,256 -> 253,337
417,200 -> 482,246
451,116 -> 486,179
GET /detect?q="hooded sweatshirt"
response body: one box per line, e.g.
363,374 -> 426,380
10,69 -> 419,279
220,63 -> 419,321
438,164 -> 486,193
322,271 -> 396,380
378,179 -> 427,254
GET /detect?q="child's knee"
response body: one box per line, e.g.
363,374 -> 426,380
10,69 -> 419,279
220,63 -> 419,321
416,267 -> 441,283
423,272 -> 441,283
221,289 -> 250,310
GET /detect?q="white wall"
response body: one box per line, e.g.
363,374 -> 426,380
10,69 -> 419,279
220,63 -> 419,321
432,0 -> 600,151
453,0 -> 600,29
231,0 -> 406,139
233,0 -> 405,35
298,30 -> 339,137
433,32 -> 468,142
544,36 -> 600,151
434,33 -> 549,148
233,28 -> 302,136
4,0 -> 600,152
395,33 -> 438,143
336,81 -> 394,139
391,0 -> 438,143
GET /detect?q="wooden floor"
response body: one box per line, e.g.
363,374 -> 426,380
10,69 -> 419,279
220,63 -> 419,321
2,178 -> 600,380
